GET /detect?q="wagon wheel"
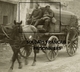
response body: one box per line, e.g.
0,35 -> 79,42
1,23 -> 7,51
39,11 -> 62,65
19,45 -> 32,58
66,32 -> 78,56
46,36 -> 59,61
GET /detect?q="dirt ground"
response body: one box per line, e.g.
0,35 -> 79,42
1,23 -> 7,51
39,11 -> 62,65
0,21 -> 80,72
0,36 -> 80,72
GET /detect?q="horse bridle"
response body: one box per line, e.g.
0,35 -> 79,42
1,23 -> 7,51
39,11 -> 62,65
1,25 -> 23,48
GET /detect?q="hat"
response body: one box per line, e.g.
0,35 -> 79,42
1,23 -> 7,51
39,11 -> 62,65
35,3 -> 40,7
45,4 -> 50,7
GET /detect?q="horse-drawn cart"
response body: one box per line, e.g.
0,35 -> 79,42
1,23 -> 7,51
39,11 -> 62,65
0,8 -> 78,68
20,9 -> 79,61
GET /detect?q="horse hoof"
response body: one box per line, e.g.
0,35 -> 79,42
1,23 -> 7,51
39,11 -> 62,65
32,62 -> 36,66
8,68 -> 13,72
18,65 -> 22,69
25,61 -> 28,65
18,66 -> 22,69
10,67 -> 13,70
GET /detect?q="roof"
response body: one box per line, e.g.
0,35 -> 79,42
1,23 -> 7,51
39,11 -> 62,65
0,0 -> 18,4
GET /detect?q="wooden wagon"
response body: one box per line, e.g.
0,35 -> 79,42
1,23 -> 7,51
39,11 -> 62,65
20,9 -> 79,61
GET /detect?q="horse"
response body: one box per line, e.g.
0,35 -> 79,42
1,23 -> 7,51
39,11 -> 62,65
21,24 -> 39,66
0,21 -> 24,70
17,21 -> 46,66
0,20 -> 40,70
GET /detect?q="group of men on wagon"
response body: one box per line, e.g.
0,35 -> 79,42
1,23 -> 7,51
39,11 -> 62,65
27,3 -> 56,32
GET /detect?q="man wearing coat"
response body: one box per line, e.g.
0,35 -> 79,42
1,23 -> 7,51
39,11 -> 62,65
34,4 -> 54,32
27,3 -> 42,25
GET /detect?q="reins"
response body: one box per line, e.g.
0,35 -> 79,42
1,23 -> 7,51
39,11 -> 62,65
1,25 -> 12,40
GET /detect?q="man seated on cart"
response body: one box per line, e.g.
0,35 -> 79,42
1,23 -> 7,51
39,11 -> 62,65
27,4 -> 56,32
34,4 -> 56,32
27,3 -> 42,25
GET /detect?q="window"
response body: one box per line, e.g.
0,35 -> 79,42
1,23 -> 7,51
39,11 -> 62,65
3,16 -> 8,25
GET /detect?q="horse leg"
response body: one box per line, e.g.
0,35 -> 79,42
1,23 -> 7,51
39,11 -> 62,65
17,54 -> 22,69
25,56 -> 28,65
24,47 -> 28,65
10,49 -> 22,69
32,48 -> 36,66
10,53 -> 16,70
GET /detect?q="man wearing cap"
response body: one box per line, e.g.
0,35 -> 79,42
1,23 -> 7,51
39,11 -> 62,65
43,4 -> 54,31
27,3 -> 42,25
34,4 -> 54,32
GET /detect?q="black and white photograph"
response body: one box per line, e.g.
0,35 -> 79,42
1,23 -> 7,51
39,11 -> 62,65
0,0 -> 80,72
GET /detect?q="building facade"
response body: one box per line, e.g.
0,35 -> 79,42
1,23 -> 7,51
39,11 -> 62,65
0,0 -> 57,25
0,1 -> 17,25
1,0 -> 78,26
0,0 -> 30,25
